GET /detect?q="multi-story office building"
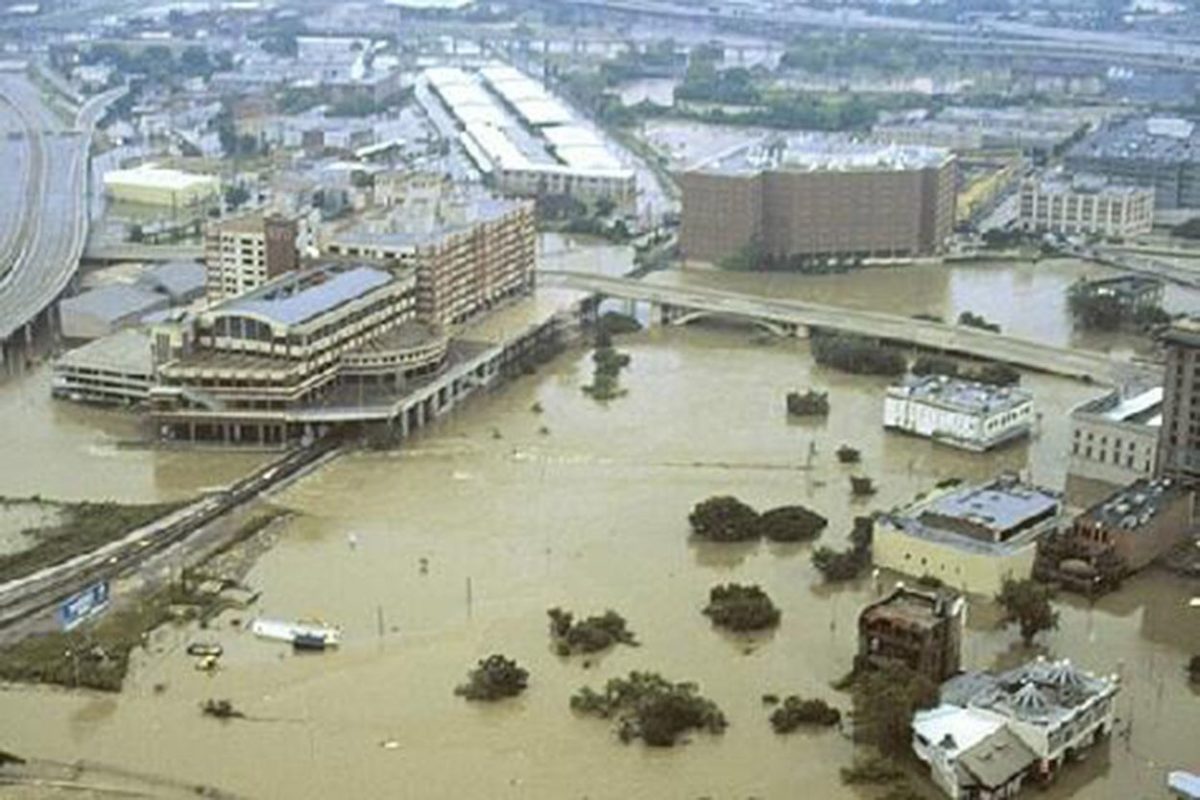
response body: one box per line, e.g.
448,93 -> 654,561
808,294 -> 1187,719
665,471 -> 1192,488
1158,318 -> 1200,482
874,474 -> 1063,595
321,184 -> 536,327
1017,174 -> 1154,238
1065,116 -> 1200,210
913,657 -> 1119,799
858,586 -> 965,684
883,375 -> 1034,452
204,212 -> 300,302
678,136 -> 956,264
1068,387 -> 1162,489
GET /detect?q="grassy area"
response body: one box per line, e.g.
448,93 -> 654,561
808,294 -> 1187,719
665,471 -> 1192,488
0,511 -> 283,692
0,499 -> 186,584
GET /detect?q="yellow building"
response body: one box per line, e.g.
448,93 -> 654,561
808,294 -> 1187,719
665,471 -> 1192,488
102,164 -> 220,208
874,474 -> 1063,596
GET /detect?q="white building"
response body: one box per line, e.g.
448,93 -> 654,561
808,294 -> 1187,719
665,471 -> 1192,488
884,375 -> 1034,451
103,164 -> 220,208
874,474 -> 1063,595
913,657 -> 1119,799
1068,387 -> 1162,489
422,65 -> 637,211
1018,174 -> 1154,239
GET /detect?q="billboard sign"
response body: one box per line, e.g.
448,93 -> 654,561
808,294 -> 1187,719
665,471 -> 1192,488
58,581 -> 111,631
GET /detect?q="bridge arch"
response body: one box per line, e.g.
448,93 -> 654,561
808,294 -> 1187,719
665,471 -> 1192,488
667,309 -> 802,338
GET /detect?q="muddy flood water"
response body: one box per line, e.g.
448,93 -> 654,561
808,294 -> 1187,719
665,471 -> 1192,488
2,255 -> 1199,798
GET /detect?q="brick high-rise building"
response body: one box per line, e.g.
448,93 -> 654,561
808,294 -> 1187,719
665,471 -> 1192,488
204,212 -> 300,302
321,183 -> 535,327
678,136 -> 956,265
1158,318 -> 1200,482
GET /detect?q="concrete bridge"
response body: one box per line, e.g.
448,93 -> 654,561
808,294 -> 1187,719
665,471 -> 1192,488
539,270 -> 1163,387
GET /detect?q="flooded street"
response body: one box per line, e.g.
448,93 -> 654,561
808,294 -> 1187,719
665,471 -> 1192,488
3,296 -> 1197,797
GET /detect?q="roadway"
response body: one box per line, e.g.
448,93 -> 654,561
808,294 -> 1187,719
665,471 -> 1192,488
0,76 -> 123,347
1070,246 -> 1200,291
539,270 -> 1162,387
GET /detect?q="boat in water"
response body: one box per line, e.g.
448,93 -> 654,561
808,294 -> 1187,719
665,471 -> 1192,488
250,618 -> 341,650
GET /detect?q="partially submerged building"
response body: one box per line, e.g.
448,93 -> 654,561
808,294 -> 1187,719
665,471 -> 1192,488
1068,387 -> 1162,492
321,182 -> 536,327
1158,318 -> 1200,482
874,474 -> 1063,595
678,135 -> 956,264
883,375 -> 1034,452
858,586 -> 966,684
913,657 -> 1120,798
59,284 -> 170,340
1038,478 -> 1194,594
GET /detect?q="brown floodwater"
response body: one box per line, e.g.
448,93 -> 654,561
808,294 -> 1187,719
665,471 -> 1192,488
0,365 -> 266,503
2,305 -> 1197,798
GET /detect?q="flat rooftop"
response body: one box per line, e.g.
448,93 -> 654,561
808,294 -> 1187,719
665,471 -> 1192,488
888,375 -> 1032,416
887,475 -> 1061,552
54,328 -> 154,375
1069,115 -> 1200,164
1079,477 -> 1187,531
326,193 -> 526,250
103,164 -> 218,191
1073,387 -> 1163,427
1161,316 -> 1200,347
697,135 -> 951,176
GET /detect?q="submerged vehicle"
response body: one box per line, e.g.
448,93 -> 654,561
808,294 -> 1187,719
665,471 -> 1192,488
250,618 -> 341,649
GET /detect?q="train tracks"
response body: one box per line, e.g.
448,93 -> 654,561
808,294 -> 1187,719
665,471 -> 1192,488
0,440 -> 341,633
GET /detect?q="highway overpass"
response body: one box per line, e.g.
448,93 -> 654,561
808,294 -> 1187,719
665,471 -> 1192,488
0,75 -> 122,367
539,270 -> 1163,387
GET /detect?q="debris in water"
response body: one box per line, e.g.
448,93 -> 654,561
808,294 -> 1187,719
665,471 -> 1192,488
201,699 -> 244,720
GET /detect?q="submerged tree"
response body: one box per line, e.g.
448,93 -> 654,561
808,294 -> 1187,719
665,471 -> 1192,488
703,583 -> 781,631
548,608 -> 638,655
996,579 -> 1059,645
688,496 -> 761,542
758,505 -> 827,542
851,663 -> 938,755
570,671 -> 727,747
769,696 -> 841,733
454,654 -> 529,701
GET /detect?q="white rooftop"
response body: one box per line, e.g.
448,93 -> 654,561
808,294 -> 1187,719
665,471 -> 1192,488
103,164 -> 219,192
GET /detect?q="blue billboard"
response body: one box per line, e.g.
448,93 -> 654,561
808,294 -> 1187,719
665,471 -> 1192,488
58,581 -> 111,631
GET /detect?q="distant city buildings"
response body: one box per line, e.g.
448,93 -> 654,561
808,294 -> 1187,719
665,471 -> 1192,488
913,657 -> 1119,799
1066,116 -> 1200,210
102,164 -> 219,208
1158,318 -> 1200,482
204,212 -> 300,303
1068,387 -> 1162,491
1017,173 -> 1154,239
883,375 -> 1034,452
858,586 -> 965,684
678,136 -> 956,264
874,474 -> 1063,595
321,177 -> 536,327
873,106 -> 1110,158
